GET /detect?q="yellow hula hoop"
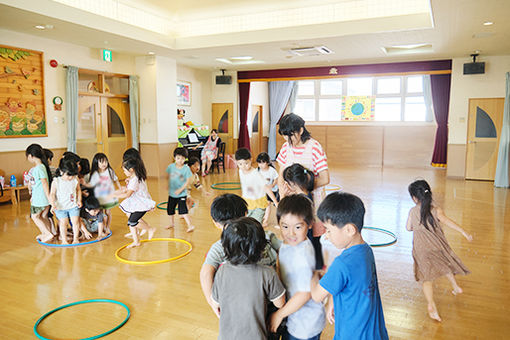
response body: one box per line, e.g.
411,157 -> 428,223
325,184 -> 341,191
115,238 -> 192,265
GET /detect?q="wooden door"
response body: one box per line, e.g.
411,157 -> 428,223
250,105 -> 263,157
100,97 -> 132,178
76,95 -> 102,160
466,98 -> 504,180
212,103 -> 233,154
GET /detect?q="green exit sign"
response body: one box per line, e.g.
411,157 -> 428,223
102,49 -> 112,62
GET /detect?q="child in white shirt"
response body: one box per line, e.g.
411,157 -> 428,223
256,152 -> 279,226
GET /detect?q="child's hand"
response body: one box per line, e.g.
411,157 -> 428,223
77,201 -> 82,208
326,298 -> 335,324
269,311 -> 284,333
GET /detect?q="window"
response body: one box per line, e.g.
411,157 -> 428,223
294,75 -> 432,122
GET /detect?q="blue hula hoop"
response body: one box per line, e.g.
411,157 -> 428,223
34,298 -> 130,340
156,201 -> 196,210
363,227 -> 397,247
36,231 -> 112,248
210,182 -> 241,190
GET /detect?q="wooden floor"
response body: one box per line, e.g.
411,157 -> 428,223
1,166 -> 509,339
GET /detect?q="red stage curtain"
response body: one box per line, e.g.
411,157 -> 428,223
238,82 -> 251,150
430,74 -> 452,167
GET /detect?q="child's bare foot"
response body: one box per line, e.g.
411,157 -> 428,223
126,242 -> 140,248
186,225 -> 195,233
452,287 -> 463,296
61,238 -> 69,245
165,225 -> 174,230
36,234 -> 44,240
139,229 -> 147,237
124,232 -> 133,238
427,305 -> 442,322
148,227 -> 156,240
40,233 -> 54,243
72,239 -> 79,244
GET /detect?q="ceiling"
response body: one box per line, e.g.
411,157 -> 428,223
0,0 -> 509,71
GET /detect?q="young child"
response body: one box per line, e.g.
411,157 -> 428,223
89,153 -> 121,231
211,217 -> 286,340
50,159 -> 82,245
26,144 -> 53,242
270,194 -> 325,340
257,152 -> 280,226
406,180 -> 472,322
80,196 -> 107,239
116,158 -> 156,248
165,147 -> 195,232
185,157 -> 211,211
234,148 -> 278,225
200,194 -> 250,309
311,192 -> 389,340
283,163 -> 325,270
122,148 -> 148,238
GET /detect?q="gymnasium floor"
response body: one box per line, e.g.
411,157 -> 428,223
1,166 -> 508,339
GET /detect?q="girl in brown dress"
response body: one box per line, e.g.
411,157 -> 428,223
406,180 -> 473,322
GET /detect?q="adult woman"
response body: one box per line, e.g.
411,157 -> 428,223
193,129 -> 220,176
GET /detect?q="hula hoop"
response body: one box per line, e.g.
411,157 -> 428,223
363,227 -> 397,247
156,201 -> 196,210
325,184 -> 341,192
34,298 -> 130,340
37,232 -> 112,248
115,238 -> 192,265
211,182 -> 241,190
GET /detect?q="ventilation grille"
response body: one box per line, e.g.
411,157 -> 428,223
289,46 -> 333,57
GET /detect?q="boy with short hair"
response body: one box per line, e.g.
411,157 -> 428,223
80,196 -> 107,239
311,192 -> 389,340
234,148 -> 278,224
211,217 -> 286,340
165,147 -> 195,232
270,194 -> 325,340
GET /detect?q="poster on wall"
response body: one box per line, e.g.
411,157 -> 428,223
176,80 -> 191,106
0,44 -> 46,137
341,96 -> 375,121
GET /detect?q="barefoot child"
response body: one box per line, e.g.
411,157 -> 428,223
116,158 -> 156,248
165,147 -> 195,232
211,217 -> 286,340
270,194 -> 325,340
407,180 -> 472,322
311,192 -> 389,339
50,159 -> 82,244
80,196 -> 108,240
256,152 -> 280,226
89,153 -> 121,232
26,144 -> 53,242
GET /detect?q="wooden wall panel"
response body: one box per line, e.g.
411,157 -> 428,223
140,142 -> 178,178
383,126 -> 435,168
447,144 -> 467,178
326,126 -> 383,166
0,148 -> 65,183
307,126 -> 327,150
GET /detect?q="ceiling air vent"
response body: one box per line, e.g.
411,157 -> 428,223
289,46 -> 333,57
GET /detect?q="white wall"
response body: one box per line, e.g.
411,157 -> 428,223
211,71 -> 238,138
449,55 -> 510,144
155,56 -> 177,143
136,56 -> 158,143
248,81 -> 269,137
0,29 -> 135,152
176,65 -> 212,127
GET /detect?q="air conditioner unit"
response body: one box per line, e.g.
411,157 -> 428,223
289,46 -> 333,57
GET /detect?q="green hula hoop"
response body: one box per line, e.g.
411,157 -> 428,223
157,201 -> 196,210
34,298 -> 130,340
363,226 -> 397,247
211,182 -> 241,190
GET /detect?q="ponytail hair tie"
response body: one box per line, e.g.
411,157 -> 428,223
303,169 -> 307,174
424,189 -> 429,193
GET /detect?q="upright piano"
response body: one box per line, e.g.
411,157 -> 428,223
178,128 -> 209,161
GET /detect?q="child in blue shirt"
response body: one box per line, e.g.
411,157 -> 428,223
165,147 -> 194,232
311,192 -> 389,340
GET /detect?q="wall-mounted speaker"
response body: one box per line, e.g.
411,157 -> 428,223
216,75 -> 232,84
463,62 -> 485,75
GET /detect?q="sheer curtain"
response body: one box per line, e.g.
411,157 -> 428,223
129,75 -> 140,150
65,66 -> 78,152
268,81 -> 295,159
495,72 -> 510,187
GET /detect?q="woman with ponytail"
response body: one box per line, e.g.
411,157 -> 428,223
26,144 -> 53,242
406,179 -> 473,322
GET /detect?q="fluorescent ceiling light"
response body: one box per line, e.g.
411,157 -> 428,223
216,58 -> 264,65
147,51 -> 155,55
35,25 -> 46,30
383,43 -> 432,55
229,56 -> 253,61
483,21 -> 493,26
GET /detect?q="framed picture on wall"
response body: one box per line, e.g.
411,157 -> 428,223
176,80 -> 191,106
0,44 -> 47,138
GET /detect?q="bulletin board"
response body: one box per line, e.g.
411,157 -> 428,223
0,44 -> 46,137
341,96 -> 375,121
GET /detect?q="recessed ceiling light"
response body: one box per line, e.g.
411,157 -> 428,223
35,25 -> 46,30
230,56 -> 253,61
483,21 -> 493,26
147,52 -> 155,55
